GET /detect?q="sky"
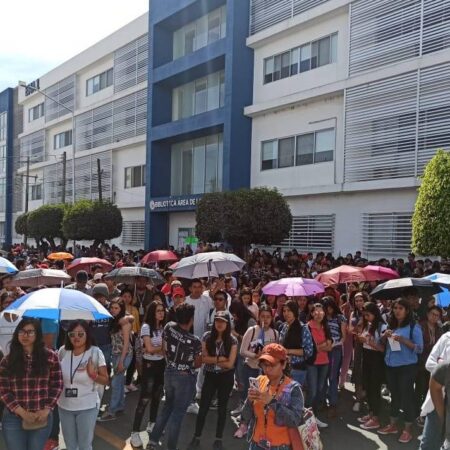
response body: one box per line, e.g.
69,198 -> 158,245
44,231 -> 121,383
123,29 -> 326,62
0,0 -> 149,91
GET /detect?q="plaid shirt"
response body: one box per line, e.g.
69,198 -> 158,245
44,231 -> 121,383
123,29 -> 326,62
0,348 -> 63,413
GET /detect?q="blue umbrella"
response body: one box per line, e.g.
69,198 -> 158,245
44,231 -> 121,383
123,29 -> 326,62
425,273 -> 450,307
0,257 -> 18,275
3,288 -> 112,321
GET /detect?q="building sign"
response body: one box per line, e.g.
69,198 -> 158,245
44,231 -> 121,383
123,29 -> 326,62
149,194 -> 202,212
25,79 -> 40,96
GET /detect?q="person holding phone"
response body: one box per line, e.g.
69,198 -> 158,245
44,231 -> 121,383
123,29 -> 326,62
58,321 -> 108,450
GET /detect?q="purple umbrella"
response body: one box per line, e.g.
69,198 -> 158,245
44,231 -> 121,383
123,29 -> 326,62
262,277 -> 325,297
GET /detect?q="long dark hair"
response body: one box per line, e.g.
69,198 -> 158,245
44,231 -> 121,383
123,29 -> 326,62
144,300 -> 167,336
239,288 -> 253,306
362,302 -> 385,336
388,298 -> 414,330
282,300 -> 302,349
109,299 -> 126,333
229,299 -> 255,335
323,296 -> 341,318
64,320 -> 93,350
206,317 -> 233,357
6,318 -> 48,377
258,304 -> 274,328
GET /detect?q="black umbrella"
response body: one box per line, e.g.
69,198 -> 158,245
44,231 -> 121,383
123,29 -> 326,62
371,277 -> 443,300
103,267 -> 164,285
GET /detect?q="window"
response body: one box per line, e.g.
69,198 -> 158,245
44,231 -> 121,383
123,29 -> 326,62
122,221 -> 145,246
30,184 -> 42,201
0,113 -> 6,141
172,70 -> 225,121
261,128 -> 335,170
28,103 -> 44,122
264,33 -> 338,84
54,130 -> 72,149
0,145 -> 6,173
86,68 -> 113,96
173,6 -> 227,60
171,133 -> 223,195
124,165 -> 146,188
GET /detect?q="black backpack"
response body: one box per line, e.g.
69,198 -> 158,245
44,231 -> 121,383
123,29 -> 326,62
305,324 -> 318,366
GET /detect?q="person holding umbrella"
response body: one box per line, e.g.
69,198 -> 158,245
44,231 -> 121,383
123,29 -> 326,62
0,318 -> 63,450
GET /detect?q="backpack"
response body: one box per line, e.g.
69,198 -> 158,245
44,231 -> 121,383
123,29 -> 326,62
304,325 -> 318,366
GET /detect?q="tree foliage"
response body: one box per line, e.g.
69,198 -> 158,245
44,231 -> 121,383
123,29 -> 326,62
27,204 -> 67,249
15,212 -> 29,237
412,149 -> 450,257
196,188 -> 292,253
62,200 -> 122,246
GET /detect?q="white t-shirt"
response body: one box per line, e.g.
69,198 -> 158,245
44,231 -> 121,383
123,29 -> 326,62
0,313 -> 21,355
57,346 -> 106,411
141,323 -> 164,361
185,295 -> 214,339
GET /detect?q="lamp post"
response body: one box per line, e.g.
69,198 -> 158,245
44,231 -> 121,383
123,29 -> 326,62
18,81 -> 76,203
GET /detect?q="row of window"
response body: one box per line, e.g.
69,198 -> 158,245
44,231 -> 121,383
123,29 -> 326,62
172,70 -> 225,121
171,133 -> 223,196
125,165 -> 146,189
86,68 -> 113,96
28,103 -> 44,122
262,128 -> 335,171
173,5 -> 226,60
264,33 -> 337,84
0,113 -> 6,141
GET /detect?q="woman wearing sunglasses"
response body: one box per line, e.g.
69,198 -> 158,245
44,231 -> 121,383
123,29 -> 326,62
0,318 -> 63,450
57,320 -> 109,450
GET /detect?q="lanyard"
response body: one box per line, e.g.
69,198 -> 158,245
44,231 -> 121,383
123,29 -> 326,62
263,376 -> 285,432
70,351 -> 86,386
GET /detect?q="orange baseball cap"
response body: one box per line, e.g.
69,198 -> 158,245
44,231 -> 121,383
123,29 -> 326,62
258,343 -> 288,365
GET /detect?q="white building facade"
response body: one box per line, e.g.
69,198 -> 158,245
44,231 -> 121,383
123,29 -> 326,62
247,0 -> 450,259
17,13 -> 149,249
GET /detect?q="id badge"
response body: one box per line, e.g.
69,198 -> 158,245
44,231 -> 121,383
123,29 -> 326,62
139,304 -> 144,316
65,388 -> 78,398
258,437 -> 271,449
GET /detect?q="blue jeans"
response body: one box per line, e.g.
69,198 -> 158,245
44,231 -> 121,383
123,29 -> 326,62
291,369 -> 307,387
2,408 -> 53,450
326,346 -> 342,407
241,364 -> 260,403
109,353 -> 132,414
420,410 -> 444,450
58,406 -> 99,450
306,364 -> 329,414
150,369 -> 196,450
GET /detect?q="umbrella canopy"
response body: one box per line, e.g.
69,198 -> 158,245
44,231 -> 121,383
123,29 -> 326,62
361,265 -> 399,281
141,250 -> 178,265
315,265 -> 366,285
47,252 -> 74,261
10,269 -> 71,288
0,257 -> 18,275
173,252 -> 246,279
67,258 -> 112,277
425,273 -> 450,307
104,267 -> 164,285
3,288 -> 112,321
262,278 -> 325,297
371,277 -> 443,300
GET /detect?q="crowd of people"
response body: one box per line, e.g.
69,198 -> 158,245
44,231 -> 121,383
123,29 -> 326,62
0,243 -> 449,450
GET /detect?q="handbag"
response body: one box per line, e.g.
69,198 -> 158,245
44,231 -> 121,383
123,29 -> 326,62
288,426 -> 304,450
22,417 -> 48,431
297,408 -> 323,450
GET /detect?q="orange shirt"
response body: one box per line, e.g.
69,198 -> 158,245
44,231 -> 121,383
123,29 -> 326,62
252,375 -> 292,447
308,320 -> 329,365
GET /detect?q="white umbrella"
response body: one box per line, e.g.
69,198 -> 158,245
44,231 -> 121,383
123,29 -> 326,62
10,269 -> 71,288
173,251 -> 245,279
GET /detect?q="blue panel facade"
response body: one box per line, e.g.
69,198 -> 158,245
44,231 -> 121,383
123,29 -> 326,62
0,88 -> 14,248
145,0 -> 253,249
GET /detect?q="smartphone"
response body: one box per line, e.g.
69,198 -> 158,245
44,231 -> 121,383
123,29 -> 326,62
249,377 -> 259,390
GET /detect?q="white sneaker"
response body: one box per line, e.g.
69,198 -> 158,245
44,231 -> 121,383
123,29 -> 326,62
187,402 -> 199,414
352,402 -> 361,412
130,432 -> 143,448
146,422 -> 155,433
316,418 -> 329,429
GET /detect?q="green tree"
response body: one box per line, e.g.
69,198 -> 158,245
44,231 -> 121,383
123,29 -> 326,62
15,212 -> 29,237
196,188 -> 292,255
412,149 -> 450,257
27,204 -> 68,249
62,200 -> 122,247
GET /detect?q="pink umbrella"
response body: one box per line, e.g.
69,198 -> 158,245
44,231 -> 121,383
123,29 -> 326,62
315,265 -> 366,286
263,277 -> 325,297
362,265 -> 399,281
141,250 -> 178,265
67,258 -> 112,277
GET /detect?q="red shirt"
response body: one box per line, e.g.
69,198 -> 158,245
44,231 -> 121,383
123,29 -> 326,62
0,348 -> 63,413
308,320 -> 329,365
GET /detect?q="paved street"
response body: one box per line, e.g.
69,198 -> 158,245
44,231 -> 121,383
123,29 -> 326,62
0,383 -> 421,450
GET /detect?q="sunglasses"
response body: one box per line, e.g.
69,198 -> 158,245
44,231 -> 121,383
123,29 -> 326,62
68,331 -> 86,338
18,329 -> 36,337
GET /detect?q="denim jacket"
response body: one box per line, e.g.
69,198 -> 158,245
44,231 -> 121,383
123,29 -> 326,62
241,376 -> 304,444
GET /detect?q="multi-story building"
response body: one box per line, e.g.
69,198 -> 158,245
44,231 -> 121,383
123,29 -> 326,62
145,0 -> 254,249
17,13 -> 149,249
247,0 -> 450,259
